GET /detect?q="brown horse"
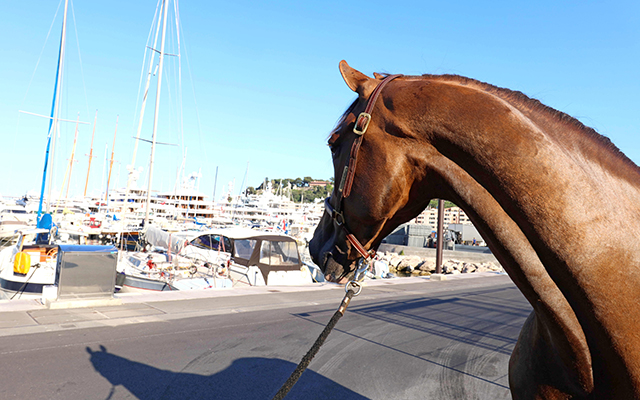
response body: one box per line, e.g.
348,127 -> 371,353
309,61 -> 640,399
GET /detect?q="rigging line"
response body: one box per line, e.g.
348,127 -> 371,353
152,2 -> 182,178
132,0 -> 163,132
69,0 -> 91,121
174,0 -> 185,152
20,0 -> 64,108
161,58 -> 177,143
178,16 -> 207,173
160,24 -> 183,163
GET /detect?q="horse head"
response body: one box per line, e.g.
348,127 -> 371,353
310,61 -> 446,282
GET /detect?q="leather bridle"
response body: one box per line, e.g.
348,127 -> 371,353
324,73 -> 403,264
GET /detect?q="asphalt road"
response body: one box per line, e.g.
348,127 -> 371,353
0,274 -> 529,399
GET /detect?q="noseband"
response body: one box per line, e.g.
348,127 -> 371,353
324,74 -> 402,264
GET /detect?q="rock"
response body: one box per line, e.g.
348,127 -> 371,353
475,265 -> 490,273
397,256 -> 422,272
389,256 -> 403,268
375,252 -> 504,276
417,260 -> 436,272
489,263 -> 503,272
462,263 -> 477,273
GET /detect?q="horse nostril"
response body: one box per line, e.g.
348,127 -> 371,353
325,252 -> 333,262
320,252 -> 333,272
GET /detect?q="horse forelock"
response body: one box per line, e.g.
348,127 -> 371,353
327,98 -> 359,144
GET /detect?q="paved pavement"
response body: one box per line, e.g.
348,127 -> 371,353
0,272 -> 529,399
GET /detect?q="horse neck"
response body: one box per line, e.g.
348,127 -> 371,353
432,85 -> 640,228
408,80 -> 640,389
406,80 -> 640,273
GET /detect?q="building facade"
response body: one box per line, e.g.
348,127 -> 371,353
411,206 -> 471,226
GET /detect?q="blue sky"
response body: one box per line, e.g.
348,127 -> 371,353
1,0 -> 638,201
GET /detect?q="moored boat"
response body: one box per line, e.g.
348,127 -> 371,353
0,228 -> 87,299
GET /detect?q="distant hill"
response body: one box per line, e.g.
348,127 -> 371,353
246,177 -> 333,203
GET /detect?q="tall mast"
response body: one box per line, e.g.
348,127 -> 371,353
105,116 -> 118,201
84,110 -> 98,197
122,0 -> 164,213
174,147 -> 187,193
52,112 -> 79,215
37,0 -> 69,223
213,166 -> 218,202
100,143 -> 107,208
144,0 -> 170,226
62,113 -> 80,200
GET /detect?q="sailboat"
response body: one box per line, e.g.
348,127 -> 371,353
112,0 -> 235,292
0,0 -> 89,299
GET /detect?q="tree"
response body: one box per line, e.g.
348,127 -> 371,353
428,199 -> 457,208
249,176 -> 333,203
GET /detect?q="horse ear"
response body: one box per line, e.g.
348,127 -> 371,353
339,60 -> 377,97
373,72 -> 385,80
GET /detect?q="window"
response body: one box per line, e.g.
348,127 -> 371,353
1,209 -> 27,214
191,235 -> 213,249
234,239 -> 256,259
259,240 -> 299,266
212,235 -> 231,252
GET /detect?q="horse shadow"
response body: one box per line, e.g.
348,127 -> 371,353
87,345 -> 369,400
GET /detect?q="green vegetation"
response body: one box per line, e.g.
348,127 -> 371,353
247,177 -> 334,203
428,199 -> 458,208
244,182 -> 458,207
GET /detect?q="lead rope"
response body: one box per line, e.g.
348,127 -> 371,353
271,260 -> 369,400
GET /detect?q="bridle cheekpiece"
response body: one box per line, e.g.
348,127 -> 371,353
324,74 -> 402,267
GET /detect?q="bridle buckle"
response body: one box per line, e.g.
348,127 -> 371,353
334,211 -> 345,226
353,112 -> 371,135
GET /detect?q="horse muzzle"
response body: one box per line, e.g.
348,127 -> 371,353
321,252 -> 353,284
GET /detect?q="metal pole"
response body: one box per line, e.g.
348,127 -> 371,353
213,166 -> 218,201
39,0 -> 69,220
105,116 -> 118,202
435,199 -> 444,274
84,110 -> 98,197
144,0 -> 170,227
121,0 -> 164,213
64,113 -> 81,199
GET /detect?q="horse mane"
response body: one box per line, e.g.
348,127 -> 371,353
417,73 -> 640,176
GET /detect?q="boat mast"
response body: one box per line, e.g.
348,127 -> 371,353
51,112 -> 79,215
173,147 -> 187,219
213,165 -> 218,202
62,113 -> 81,200
105,116 -> 118,202
37,0 -> 69,223
122,0 -> 165,214
83,110 -> 98,197
100,143 -> 107,213
144,0 -> 170,226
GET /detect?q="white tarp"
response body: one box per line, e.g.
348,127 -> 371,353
145,226 -> 186,254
